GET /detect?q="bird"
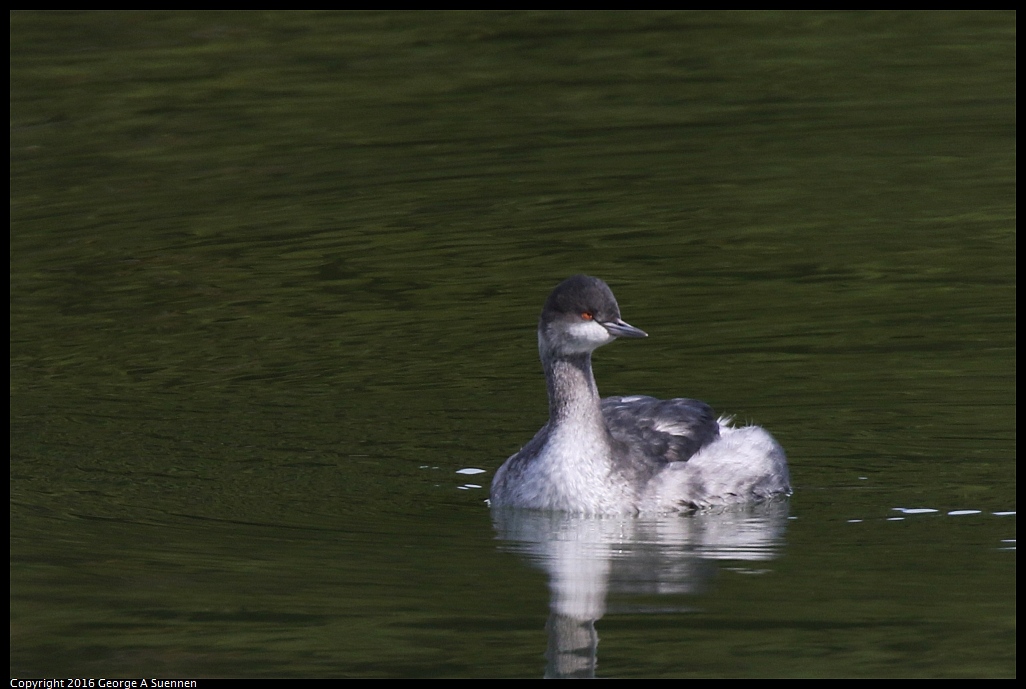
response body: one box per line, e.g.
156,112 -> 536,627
490,275 -> 791,515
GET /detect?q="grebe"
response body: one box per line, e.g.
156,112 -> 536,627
490,275 -> 791,515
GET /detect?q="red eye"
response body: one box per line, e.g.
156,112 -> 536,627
581,312 -> 594,321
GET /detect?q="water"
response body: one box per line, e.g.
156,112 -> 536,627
11,11 -> 1015,677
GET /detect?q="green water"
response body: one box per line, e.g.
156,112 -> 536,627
11,11 -> 1015,677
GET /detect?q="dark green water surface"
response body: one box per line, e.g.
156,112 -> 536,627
11,11 -> 1015,677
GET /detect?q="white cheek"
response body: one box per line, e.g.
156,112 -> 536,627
566,320 -> 614,351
